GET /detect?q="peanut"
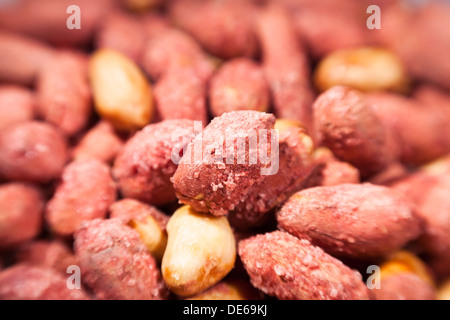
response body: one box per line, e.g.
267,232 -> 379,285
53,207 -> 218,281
314,47 -> 409,93
0,86 -> 35,130
277,183 -> 423,258
187,279 -> 262,300
162,205 -> 236,297
0,264 -> 89,300
89,49 -> 153,131
238,231 -> 370,300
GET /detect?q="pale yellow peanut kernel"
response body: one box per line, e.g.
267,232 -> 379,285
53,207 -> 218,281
314,47 -> 409,93
89,49 -> 153,131
162,205 -> 236,297
274,119 -> 304,131
380,251 -> 435,287
128,216 -> 167,261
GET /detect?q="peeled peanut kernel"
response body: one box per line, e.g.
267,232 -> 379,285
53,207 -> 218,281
187,279 -> 260,300
380,251 -> 435,287
128,216 -> 167,261
314,47 -> 409,93
89,49 -> 153,131
274,118 -> 304,131
437,280 -> 450,300
162,205 -> 236,297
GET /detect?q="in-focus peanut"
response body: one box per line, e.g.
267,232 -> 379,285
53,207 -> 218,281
162,205 -> 236,297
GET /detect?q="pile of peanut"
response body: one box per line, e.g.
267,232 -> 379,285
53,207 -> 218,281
0,0 -> 450,300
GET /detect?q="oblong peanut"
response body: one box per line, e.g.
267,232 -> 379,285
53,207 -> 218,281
74,218 -> 166,300
238,231 -> 370,300
46,159 -> 117,237
37,51 -> 91,136
314,47 -> 409,93
277,183 -> 423,258
0,264 -> 89,300
187,279 -> 262,300
89,49 -> 153,131
374,273 -> 436,300
0,121 -> 68,183
72,121 -> 124,163
0,86 -> 35,130
0,183 -> 45,249
313,86 -> 397,178
209,58 -> 269,117
113,119 -> 195,205
162,206 -> 236,297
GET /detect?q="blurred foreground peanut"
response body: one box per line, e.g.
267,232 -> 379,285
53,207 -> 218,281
89,49 -> 153,131
162,206 -> 236,297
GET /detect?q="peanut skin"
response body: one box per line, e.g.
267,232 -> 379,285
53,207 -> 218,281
169,0 -> 258,59
46,159 -> 117,237
313,86 -> 397,178
374,273 -> 436,300
0,183 -> 45,249
209,58 -> 270,117
173,111 -> 276,216
238,231 -> 370,300
74,218 -> 167,300
15,240 -> 77,275
256,4 -> 314,134
113,119 -> 195,206
277,183 -> 423,258
0,86 -> 36,130
37,51 -> 92,136
0,264 -> 90,300
0,31 -> 54,85
71,121 -> 124,163
0,121 -> 68,183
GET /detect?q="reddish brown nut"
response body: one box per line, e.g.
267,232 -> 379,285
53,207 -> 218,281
109,198 -> 169,230
96,10 -> 147,64
15,240 -> 77,275
374,273 -> 436,300
113,119 -> 195,206
46,159 -> 116,237
0,121 -> 68,182
154,69 -> 208,124
169,0 -> 258,59
0,0 -> 112,47
438,279 -> 450,300
142,28 -> 215,82
209,58 -> 270,117
0,264 -> 89,300
366,92 -> 450,166
72,121 -> 124,163
119,0 -> 163,12
0,86 -> 35,130
173,111 -> 276,216
238,231 -> 370,300
228,127 -> 314,230
0,31 -> 54,85
277,183 -> 423,258
37,51 -> 92,136
377,2 -> 450,90
292,4 -> 369,59
391,172 -> 450,259
255,4 -> 314,133
74,218 -> 167,300
313,86 -> 397,178
0,183 -> 44,249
